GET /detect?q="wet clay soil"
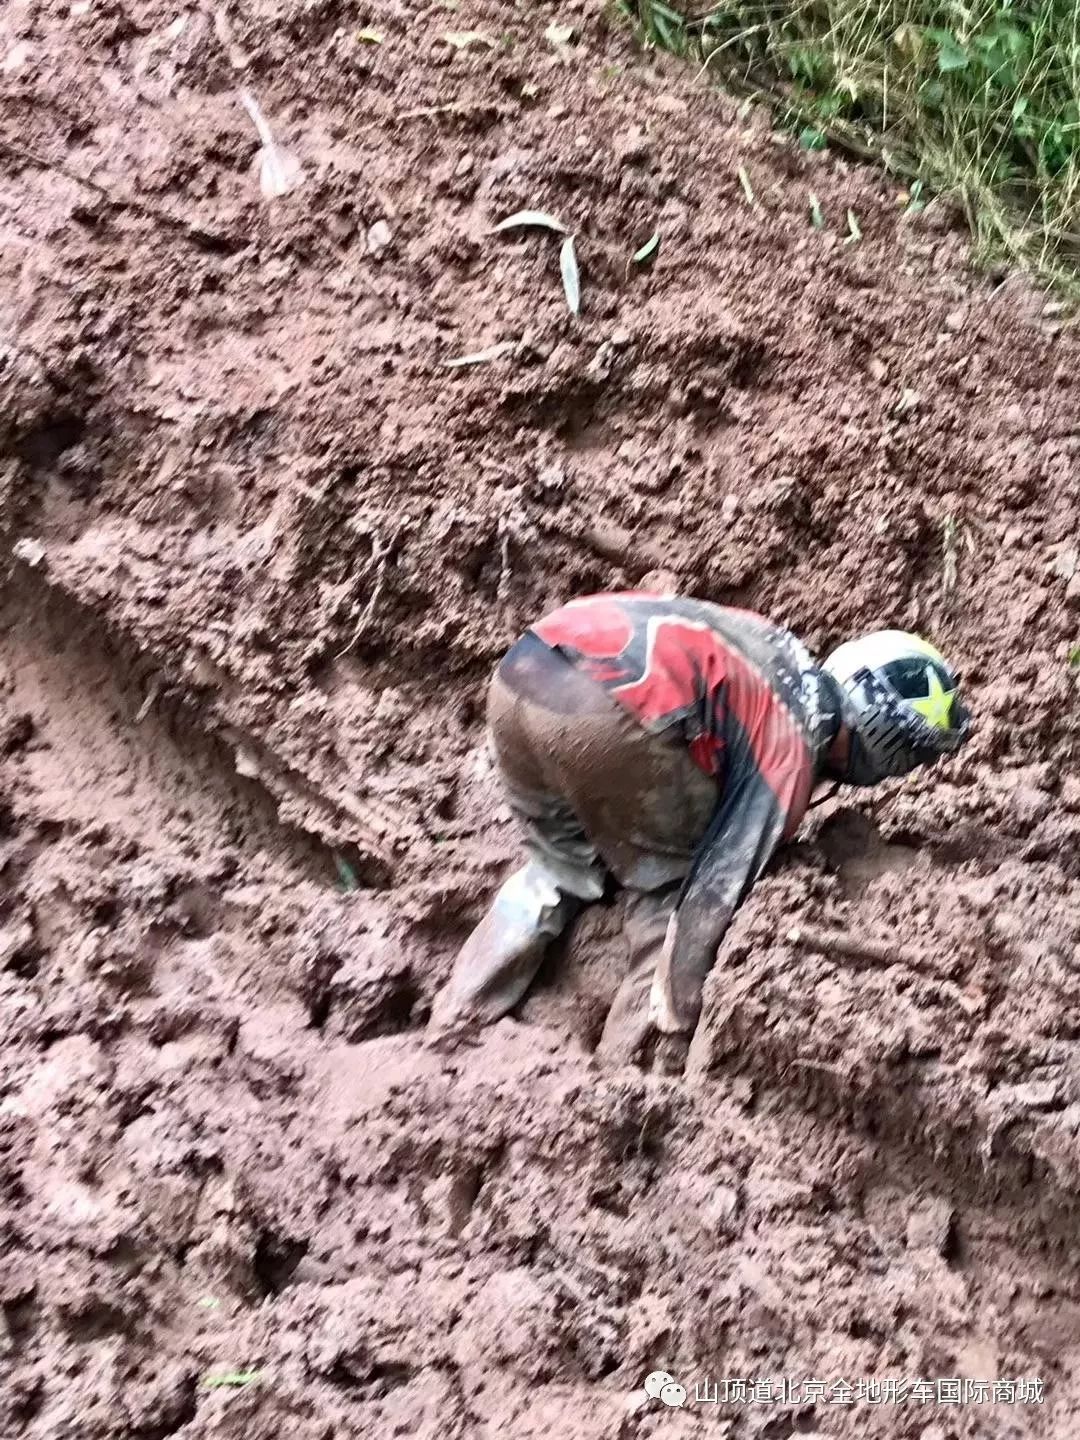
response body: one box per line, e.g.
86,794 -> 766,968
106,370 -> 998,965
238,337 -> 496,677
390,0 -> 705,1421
3,0 -> 1080,1435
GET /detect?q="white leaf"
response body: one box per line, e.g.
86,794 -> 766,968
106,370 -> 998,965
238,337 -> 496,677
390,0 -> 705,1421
544,21 -> 575,45
492,208 -> 568,234
631,231 -> 660,264
238,88 -> 303,200
3,40 -> 32,70
440,29 -> 495,48
259,145 -> 303,199
367,219 -> 393,255
13,537 -> 46,567
444,341 -> 518,368
560,234 -> 580,316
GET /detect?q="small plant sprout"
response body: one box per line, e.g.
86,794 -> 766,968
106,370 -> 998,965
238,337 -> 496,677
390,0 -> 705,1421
905,179 -> 926,215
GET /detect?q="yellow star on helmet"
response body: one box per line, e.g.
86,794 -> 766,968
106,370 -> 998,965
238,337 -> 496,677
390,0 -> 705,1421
910,666 -> 955,730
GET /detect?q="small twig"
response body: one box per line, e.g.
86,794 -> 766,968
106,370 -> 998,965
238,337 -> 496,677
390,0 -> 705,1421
496,514 -> 513,608
399,101 -> 493,122
495,501 -> 538,623
942,513 -> 959,595
786,924 -> 942,980
336,536 -> 391,658
353,101 -> 500,133
792,1058 -> 846,1075
135,679 -> 162,723
577,517 -> 677,575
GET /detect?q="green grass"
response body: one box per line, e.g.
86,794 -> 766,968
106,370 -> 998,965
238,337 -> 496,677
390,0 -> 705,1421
619,0 -> 1080,295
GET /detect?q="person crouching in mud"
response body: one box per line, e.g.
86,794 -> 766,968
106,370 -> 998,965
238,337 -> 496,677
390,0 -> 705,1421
429,590 -> 970,1066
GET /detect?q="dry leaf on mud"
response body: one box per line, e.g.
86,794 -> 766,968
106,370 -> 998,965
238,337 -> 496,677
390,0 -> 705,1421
893,386 -> 922,417
202,1370 -> 262,1389
440,30 -> 496,48
367,219 -> 393,256
334,853 -> 360,892
2,40 -> 32,71
233,744 -> 260,778
492,208 -> 568,235
12,538 -> 46,567
238,88 -> 303,200
356,27 -> 383,42
1051,547 -> 1079,580
631,231 -> 660,265
444,341 -> 518,367
544,21 -> 575,46
560,235 -> 581,315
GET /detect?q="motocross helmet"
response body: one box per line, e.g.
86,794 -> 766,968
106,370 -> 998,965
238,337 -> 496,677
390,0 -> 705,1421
821,630 -> 970,786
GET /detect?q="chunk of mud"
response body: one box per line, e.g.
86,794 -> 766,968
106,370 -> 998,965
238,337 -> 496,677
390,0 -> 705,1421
453,1269 -> 556,1374
614,125 -> 650,165
120,1363 -> 196,1433
906,1197 -> 956,1257
323,957 -> 419,1040
709,1184 -> 741,1234
422,1165 -> 482,1238
744,1176 -> 814,1220
995,1079 -> 1063,1110
0,1255 -> 35,1305
0,711 -> 35,754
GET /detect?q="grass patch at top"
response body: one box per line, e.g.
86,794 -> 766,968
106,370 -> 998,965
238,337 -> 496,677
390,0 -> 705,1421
620,0 -> 1080,296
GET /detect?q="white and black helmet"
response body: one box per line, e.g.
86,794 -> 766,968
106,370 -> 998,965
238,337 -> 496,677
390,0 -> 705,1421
822,630 -> 970,786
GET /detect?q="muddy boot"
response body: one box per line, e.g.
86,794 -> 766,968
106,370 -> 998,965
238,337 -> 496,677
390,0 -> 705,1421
428,861 -> 583,1041
595,885 -> 680,1068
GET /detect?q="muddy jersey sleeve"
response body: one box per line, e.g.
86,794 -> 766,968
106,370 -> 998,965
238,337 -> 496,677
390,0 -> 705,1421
650,653 -> 816,1035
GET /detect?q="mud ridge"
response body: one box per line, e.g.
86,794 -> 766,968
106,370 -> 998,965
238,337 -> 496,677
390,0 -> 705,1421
4,559 -> 394,887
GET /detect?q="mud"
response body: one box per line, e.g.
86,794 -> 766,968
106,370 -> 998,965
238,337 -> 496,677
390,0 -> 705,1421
2,0 -> 1080,1434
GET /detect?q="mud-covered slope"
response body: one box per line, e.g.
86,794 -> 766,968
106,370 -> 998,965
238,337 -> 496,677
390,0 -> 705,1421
2,0 -> 1080,1435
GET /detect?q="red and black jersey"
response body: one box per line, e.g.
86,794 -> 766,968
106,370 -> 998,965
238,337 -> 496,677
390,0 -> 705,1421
531,592 -> 836,1030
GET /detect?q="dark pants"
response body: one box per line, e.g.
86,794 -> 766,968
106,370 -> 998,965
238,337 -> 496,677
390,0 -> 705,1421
435,635 -> 718,1060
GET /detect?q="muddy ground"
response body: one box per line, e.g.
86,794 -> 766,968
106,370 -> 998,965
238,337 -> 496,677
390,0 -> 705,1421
2,0 -> 1080,1434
